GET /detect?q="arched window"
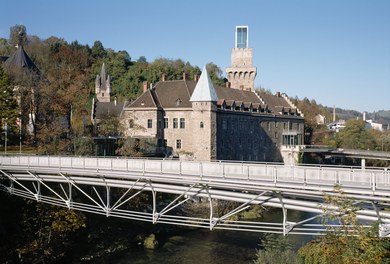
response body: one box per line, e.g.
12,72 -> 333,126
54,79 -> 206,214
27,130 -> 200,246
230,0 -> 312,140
200,121 -> 204,128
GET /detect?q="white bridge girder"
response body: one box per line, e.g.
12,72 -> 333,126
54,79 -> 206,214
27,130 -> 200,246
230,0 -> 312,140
0,167 -> 389,237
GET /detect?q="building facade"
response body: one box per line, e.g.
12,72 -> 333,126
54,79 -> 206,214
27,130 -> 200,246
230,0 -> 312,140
121,67 -> 304,162
100,26 -> 304,162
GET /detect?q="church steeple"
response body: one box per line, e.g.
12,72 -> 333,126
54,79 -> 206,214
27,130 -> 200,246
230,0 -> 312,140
226,26 -> 257,92
95,63 -> 112,102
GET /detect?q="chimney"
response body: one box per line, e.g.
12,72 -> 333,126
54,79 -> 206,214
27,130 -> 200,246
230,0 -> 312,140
194,75 -> 199,82
363,111 -> 366,121
143,81 -> 148,93
276,91 -> 281,97
183,72 -> 187,81
162,73 -> 166,82
333,105 -> 336,122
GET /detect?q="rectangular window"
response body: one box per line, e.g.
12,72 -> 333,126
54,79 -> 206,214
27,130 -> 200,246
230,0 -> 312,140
176,139 -> 182,149
173,118 -> 178,129
289,121 -> 293,130
180,118 -> 185,129
222,119 -> 227,130
147,119 -> 152,128
129,119 -> 134,128
236,26 -> 248,48
164,118 -> 168,128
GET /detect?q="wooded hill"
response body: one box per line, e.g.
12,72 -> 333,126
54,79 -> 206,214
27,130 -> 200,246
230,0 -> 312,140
1,25 -> 389,155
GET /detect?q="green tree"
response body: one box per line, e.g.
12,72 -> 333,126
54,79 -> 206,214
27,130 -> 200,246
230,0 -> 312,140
97,113 -> 122,137
298,185 -> 389,264
337,119 -> 376,150
0,67 -> 18,143
34,43 -> 91,154
254,234 -> 301,264
74,136 -> 95,156
17,202 -> 86,263
91,40 -> 107,60
206,62 -> 226,86
9,24 -> 27,46
0,37 -> 12,55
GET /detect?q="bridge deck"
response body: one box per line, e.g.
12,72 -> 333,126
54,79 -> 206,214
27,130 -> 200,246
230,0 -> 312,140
1,155 -> 389,236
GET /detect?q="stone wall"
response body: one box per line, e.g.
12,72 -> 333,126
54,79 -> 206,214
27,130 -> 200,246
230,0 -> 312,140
122,106 -> 304,163
189,101 -> 217,160
158,108 -> 192,156
226,48 -> 257,91
230,48 -> 254,67
121,109 -> 158,138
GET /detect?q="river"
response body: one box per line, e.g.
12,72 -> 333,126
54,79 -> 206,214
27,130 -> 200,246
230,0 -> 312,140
100,209 -> 314,264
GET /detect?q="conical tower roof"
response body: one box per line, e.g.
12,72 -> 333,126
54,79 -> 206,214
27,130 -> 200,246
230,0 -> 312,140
190,66 -> 218,102
3,45 -> 40,75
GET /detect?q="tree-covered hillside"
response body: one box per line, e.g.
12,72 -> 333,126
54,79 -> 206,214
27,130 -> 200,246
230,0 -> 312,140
0,25 -> 225,153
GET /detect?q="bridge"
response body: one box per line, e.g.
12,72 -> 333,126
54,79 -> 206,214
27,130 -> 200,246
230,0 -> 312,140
302,147 -> 390,168
0,155 -> 389,237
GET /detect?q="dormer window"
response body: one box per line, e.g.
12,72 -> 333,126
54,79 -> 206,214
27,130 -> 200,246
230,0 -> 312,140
176,98 -> 182,106
141,100 -> 145,106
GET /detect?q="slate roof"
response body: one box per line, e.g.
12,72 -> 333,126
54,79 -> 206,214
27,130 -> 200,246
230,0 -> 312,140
154,80 -> 194,108
215,86 -> 260,103
126,79 -> 300,116
126,89 -> 158,108
2,45 -> 40,76
257,93 -> 294,113
95,101 -> 125,119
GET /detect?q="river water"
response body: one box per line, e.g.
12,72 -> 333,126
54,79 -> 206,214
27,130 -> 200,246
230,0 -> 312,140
106,210 -> 314,264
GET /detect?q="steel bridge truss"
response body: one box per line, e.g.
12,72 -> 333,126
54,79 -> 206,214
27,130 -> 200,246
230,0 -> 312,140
1,169 -> 389,237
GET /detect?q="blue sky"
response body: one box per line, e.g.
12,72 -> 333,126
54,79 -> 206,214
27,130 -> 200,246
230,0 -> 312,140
1,0 -> 389,112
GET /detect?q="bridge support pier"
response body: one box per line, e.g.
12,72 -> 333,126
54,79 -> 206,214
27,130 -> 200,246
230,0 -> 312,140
361,158 -> 366,169
379,223 -> 390,238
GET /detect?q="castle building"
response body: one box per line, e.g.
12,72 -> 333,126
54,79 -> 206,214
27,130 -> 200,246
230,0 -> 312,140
121,71 -> 304,162
98,26 -> 304,162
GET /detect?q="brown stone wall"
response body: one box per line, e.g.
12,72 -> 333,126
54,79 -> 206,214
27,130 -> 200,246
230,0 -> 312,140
226,48 -> 257,91
189,101 -> 217,160
121,109 -> 158,138
159,109 -> 193,155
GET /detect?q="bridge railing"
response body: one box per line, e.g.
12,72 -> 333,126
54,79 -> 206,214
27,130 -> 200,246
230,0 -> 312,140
0,155 -> 389,190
